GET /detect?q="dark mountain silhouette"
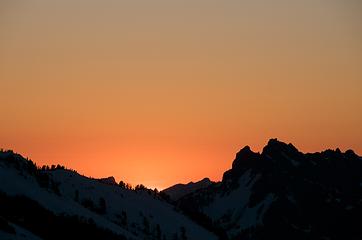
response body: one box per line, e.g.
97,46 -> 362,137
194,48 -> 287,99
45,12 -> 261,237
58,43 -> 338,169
1,138 -> 362,240
175,139 -> 362,240
162,178 -> 213,201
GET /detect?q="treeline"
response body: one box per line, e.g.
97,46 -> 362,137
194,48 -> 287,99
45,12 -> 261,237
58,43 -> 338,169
0,150 -> 173,207
0,149 -> 62,194
118,181 -> 170,202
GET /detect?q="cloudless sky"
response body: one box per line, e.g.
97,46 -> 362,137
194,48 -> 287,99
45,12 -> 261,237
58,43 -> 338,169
1,0 -> 361,189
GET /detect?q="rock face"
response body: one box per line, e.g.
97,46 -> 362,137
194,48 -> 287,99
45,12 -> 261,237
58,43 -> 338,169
177,139 -> 362,240
162,178 -> 213,201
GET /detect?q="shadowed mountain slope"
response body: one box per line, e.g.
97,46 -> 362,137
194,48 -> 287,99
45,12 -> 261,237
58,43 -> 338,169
177,139 -> 362,240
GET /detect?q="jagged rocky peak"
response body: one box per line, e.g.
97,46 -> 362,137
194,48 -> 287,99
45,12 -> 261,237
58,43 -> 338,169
224,139 -> 303,182
235,145 -> 258,159
231,138 -> 300,169
222,145 -> 260,183
262,138 -> 299,156
179,140 -> 362,240
232,145 -> 260,169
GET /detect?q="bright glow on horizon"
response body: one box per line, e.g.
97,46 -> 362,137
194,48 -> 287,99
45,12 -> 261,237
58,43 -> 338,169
1,0 -> 361,190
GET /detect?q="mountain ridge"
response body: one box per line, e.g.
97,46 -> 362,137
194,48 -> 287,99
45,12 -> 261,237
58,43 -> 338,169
162,177 -> 214,201
176,139 -> 362,240
1,139 -> 361,240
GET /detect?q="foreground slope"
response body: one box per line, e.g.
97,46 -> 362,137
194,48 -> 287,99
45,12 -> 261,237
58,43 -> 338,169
177,139 -> 362,240
0,150 -> 217,240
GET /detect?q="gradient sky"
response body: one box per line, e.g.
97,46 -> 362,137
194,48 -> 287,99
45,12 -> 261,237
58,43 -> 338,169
1,0 -> 361,189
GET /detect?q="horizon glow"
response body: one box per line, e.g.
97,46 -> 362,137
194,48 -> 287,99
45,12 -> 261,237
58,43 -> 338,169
1,0 -> 361,190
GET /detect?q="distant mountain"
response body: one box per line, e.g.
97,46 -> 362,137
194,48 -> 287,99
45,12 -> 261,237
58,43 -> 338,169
176,139 -> 362,240
98,176 -> 118,185
162,178 -> 213,201
0,150 -> 217,240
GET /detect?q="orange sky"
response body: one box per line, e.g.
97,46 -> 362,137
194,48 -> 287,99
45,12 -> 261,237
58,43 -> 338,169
1,0 -> 361,189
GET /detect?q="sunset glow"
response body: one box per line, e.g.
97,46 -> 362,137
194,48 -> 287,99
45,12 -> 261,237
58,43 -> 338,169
1,0 -> 361,190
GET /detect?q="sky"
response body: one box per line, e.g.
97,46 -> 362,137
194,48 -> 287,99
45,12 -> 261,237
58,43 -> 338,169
1,0 -> 361,189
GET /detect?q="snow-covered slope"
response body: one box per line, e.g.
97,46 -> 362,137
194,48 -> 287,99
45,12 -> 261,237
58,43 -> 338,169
49,170 -> 216,240
0,150 -> 217,240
